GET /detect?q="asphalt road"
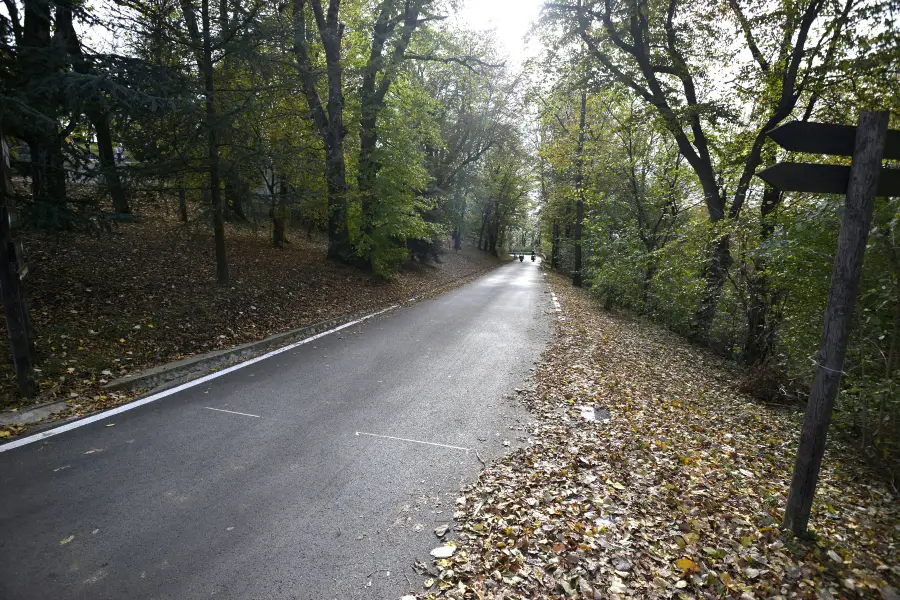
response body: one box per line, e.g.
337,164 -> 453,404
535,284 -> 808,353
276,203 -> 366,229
0,259 -> 551,600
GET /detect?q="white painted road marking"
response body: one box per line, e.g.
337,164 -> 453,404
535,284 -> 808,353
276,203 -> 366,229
355,431 -> 470,452
0,306 -> 399,453
204,407 -> 261,419
550,292 -> 562,312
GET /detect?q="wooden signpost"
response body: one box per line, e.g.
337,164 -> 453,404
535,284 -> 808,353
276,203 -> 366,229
756,111 -> 895,537
765,120 -> 900,159
759,163 -> 900,196
0,130 -> 36,398
758,120 -> 900,196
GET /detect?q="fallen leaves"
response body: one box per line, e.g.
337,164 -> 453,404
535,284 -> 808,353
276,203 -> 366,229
59,535 -> 74,545
675,558 -> 698,574
421,273 -> 899,600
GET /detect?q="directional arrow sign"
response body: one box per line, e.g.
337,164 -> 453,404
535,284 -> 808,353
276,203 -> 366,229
757,162 -> 900,196
768,121 -> 900,159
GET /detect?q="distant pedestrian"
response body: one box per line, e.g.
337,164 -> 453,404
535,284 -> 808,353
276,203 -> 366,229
452,231 -> 461,251
115,145 -> 123,163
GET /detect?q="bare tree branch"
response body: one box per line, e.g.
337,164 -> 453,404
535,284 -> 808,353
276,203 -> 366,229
727,0 -> 770,72
3,0 -> 22,46
403,53 -> 504,74
291,0 -> 329,136
801,0 -> 856,120
728,0 -> 828,218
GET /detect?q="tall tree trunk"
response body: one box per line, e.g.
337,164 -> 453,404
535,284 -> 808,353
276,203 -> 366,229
324,141 -> 350,260
489,205 -> 502,257
90,110 -> 129,215
744,184 -> 783,364
272,176 -> 287,248
184,0 -> 229,284
217,0 -> 242,222
178,185 -> 188,222
22,0 -> 66,214
572,90 -> 587,287
292,0 -> 352,262
478,202 -> 489,251
690,232 -> 732,343
357,2 -> 391,215
357,0 -> 424,265
0,126 -> 36,397
551,221 -> 560,268
28,140 -> 66,209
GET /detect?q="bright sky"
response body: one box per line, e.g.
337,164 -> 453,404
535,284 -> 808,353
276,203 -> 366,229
76,1 -> 549,61
457,0 -> 546,67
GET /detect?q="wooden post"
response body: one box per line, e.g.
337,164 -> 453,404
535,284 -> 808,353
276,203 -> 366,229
782,111 -> 889,536
0,131 -> 36,398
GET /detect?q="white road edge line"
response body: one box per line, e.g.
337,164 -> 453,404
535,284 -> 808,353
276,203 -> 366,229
355,431 -> 470,452
0,306 -> 399,453
204,407 -> 261,419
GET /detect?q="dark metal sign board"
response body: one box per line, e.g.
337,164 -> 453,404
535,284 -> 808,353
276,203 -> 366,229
758,162 -> 900,196
769,121 -> 900,159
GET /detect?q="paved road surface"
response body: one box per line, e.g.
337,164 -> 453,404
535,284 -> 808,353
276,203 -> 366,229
0,260 -> 551,600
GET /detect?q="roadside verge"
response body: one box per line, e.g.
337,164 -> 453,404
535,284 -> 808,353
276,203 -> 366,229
419,272 -> 899,600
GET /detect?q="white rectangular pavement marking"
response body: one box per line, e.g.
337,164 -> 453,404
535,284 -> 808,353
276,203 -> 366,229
0,306 -> 399,453
355,431 -> 470,452
204,407 -> 261,419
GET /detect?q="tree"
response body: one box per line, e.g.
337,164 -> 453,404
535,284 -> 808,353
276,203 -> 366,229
357,0 -> 434,228
571,88 -> 586,286
52,1 -> 131,217
291,0 -> 353,262
14,0 -> 68,217
411,29 -> 517,254
476,141 -> 532,257
177,0 -> 244,284
542,0 -> 861,345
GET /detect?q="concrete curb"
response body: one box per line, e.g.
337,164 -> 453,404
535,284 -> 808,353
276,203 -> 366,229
102,310 -> 375,395
0,399 -> 68,427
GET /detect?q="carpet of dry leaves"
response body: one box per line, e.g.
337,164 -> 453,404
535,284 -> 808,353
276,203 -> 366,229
423,273 -> 899,600
0,216 -> 502,434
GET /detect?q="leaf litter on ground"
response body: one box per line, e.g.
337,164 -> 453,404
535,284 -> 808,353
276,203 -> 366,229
421,272 -> 898,600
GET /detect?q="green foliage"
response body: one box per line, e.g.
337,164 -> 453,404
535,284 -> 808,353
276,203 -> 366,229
350,73 -> 442,277
766,194 -> 900,462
